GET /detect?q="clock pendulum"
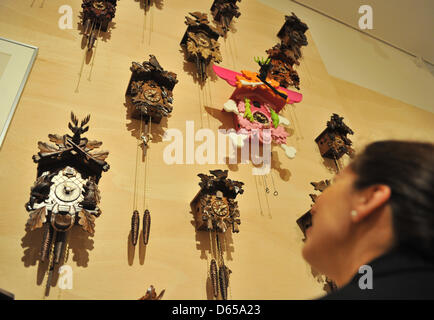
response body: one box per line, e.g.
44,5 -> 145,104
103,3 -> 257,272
76,0 -> 118,92
25,112 -> 110,296
190,170 -> 244,300
126,55 -> 178,249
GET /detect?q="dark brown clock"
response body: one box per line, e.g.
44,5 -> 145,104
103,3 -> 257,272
126,55 -> 178,125
190,170 -> 243,300
180,12 -> 222,83
190,170 -> 243,234
315,113 -> 354,161
264,13 -> 308,90
210,0 -> 241,36
81,0 -> 118,50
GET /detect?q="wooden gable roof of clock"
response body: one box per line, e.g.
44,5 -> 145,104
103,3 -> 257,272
32,113 -> 109,181
180,11 -> 222,46
126,55 -> 178,96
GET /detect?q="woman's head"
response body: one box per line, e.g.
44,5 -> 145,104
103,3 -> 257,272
302,140 -> 434,285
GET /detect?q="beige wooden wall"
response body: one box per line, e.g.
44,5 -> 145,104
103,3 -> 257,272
0,0 -> 433,300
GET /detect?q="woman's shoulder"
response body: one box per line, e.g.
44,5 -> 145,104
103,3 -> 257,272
319,247 -> 434,300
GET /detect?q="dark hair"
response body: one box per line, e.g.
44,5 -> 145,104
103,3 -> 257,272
350,140 -> 434,260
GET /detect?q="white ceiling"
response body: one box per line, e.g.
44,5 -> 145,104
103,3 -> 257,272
293,0 -> 434,64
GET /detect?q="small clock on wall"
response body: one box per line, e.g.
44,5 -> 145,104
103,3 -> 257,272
180,12 -> 222,83
190,170 -> 244,233
80,0 -> 118,50
315,113 -> 354,162
210,0 -> 241,36
190,170 -> 244,300
25,112 -> 109,296
264,12 -> 309,90
126,55 -> 178,124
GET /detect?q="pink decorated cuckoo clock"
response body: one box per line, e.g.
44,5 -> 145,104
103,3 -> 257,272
213,59 -> 302,158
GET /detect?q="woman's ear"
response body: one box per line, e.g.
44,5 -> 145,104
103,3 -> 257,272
352,185 -> 391,223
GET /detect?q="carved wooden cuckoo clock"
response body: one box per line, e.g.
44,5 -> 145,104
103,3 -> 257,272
81,0 -> 118,50
126,54 -> 178,125
210,0 -> 241,36
315,113 -> 354,167
190,170 -> 243,300
265,12 -> 309,90
213,59 -> 303,159
126,55 -> 178,249
25,112 -> 109,296
181,12 -> 222,83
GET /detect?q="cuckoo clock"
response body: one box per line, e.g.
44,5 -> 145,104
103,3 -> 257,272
315,113 -> 354,161
190,170 -> 243,233
81,0 -> 118,50
266,43 -> 301,89
277,12 -> 309,47
126,54 -> 178,125
25,112 -> 109,295
126,55 -> 177,248
265,12 -> 308,90
180,12 -> 222,83
210,0 -> 241,36
213,59 -> 302,159
190,170 -> 243,300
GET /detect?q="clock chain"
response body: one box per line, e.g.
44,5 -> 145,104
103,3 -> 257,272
333,153 -> 342,173
254,176 -> 264,216
44,229 -> 57,297
87,24 -> 102,81
221,232 -> 232,300
63,234 -> 70,264
75,20 -> 95,93
270,170 -> 278,196
143,119 -> 152,210
133,113 -> 143,213
262,175 -> 272,218
263,175 -> 270,194
207,229 -> 213,296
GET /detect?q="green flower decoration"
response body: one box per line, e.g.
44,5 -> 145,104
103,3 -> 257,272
269,108 -> 280,128
243,98 -> 254,122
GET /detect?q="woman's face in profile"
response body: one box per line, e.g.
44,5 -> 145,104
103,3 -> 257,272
302,167 -> 359,273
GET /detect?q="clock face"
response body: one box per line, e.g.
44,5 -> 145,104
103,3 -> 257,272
333,136 -> 344,148
48,167 -> 85,206
253,112 -> 269,125
93,1 -> 107,10
55,181 -> 81,202
197,33 -> 211,48
212,199 -> 229,217
144,88 -> 162,103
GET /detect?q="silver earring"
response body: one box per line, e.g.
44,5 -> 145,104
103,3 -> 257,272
351,210 -> 358,217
